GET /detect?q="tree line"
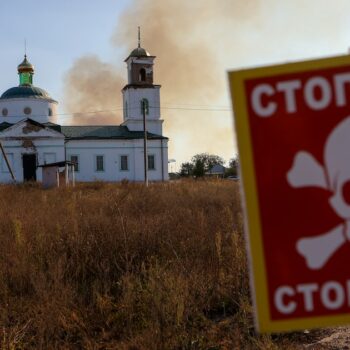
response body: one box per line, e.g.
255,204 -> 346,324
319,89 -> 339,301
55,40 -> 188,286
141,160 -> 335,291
177,153 -> 239,178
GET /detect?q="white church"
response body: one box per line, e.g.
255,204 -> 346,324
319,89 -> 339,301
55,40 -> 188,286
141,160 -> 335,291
0,43 -> 169,183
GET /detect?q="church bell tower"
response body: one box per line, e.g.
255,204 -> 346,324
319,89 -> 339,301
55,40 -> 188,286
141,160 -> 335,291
122,28 -> 163,135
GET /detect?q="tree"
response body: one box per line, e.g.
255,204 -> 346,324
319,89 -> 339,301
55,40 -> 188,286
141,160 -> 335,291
179,162 -> 194,177
179,153 -> 225,177
225,155 -> 239,177
192,158 -> 206,177
191,153 -> 225,171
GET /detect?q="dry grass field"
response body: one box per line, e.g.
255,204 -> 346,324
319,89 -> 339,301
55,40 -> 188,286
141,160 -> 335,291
0,180 -> 329,349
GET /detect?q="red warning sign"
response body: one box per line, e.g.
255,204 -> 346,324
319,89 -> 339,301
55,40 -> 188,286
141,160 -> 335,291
229,55 -> 350,332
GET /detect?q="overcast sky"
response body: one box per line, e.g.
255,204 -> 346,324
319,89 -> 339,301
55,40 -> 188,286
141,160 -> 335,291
1,1 -> 350,165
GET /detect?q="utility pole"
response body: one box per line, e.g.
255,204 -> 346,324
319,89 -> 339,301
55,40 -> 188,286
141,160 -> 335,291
142,100 -> 148,187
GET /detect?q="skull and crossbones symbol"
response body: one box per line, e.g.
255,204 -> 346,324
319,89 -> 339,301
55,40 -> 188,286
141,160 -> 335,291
287,117 -> 350,270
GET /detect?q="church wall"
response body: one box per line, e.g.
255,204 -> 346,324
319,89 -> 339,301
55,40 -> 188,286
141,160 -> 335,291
0,138 -> 65,183
121,119 -> 163,135
0,99 -> 58,124
65,139 -> 168,182
123,87 -> 161,120
122,87 -> 163,134
0,48 -> 169,184
0,138 -> 168,184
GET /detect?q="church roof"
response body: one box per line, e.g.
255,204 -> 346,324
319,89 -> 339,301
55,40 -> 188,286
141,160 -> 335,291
0,85 -> 56,102
125,47 -> 154,62
17,55 -> 34,73
129,47 -> 150,58
0,122 -> 167,140
0,122 -> 13,131
60,125 -> 167,140
0,55 -> 56,102
0,121 -> 166,140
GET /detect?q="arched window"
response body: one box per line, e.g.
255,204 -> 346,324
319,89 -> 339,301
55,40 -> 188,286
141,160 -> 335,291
48,108 -> 53,116
139,68 -> 146,82
140,98 -> 149,115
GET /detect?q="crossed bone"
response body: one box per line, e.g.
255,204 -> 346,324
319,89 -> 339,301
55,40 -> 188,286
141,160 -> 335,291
287,117 -> 350,270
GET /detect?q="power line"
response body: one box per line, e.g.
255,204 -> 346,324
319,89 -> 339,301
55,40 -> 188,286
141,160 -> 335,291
157,106 -> 231,112
0,104 -> 232,120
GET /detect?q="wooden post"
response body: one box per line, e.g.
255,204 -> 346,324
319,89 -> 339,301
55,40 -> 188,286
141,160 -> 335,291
65,164 -> 69,186
71,165 -> 75,187
143,100 -> 148,187
0,142 -> 15,181
56,169 -> 60,188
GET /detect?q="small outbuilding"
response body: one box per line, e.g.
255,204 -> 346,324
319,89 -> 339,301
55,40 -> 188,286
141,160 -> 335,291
206,164 -> 226,178
39,160 -> 75,188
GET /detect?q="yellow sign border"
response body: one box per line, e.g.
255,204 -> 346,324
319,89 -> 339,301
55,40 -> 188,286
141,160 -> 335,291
228,54 -> 350,333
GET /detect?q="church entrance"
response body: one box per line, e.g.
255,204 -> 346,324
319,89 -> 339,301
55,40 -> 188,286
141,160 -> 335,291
22,154 -> 37,181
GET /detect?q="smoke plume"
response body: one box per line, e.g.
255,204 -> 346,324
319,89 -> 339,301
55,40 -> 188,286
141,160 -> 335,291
61,0 -> 350,163
63,0 -> 260,163
63,55 -> 124,124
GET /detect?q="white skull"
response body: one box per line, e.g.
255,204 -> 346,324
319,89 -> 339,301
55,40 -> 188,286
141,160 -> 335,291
325,118 -> 350,220
287,117 -> 350,269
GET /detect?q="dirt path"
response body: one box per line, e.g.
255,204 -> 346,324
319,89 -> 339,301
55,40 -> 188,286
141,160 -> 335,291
302,327 -> 350,349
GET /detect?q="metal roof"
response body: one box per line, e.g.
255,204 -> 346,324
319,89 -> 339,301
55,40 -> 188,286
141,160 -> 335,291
0,85 -> 56,102
43,122 -> 62,133
17,55 -> 34,73
0,121 -> 167,140
207,164 -> 226,174
38,160 -> 75,168
130,47 -> 150,57
0,122 -> 13,131
60,125 -> 167,140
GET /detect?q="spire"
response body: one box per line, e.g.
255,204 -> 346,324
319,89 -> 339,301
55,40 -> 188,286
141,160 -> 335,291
125,27 -> 151,60
138,26 -> 141,48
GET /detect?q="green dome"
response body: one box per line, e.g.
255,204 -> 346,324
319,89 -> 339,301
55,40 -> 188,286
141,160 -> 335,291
129,47 -> 150,57
0,85 -> 53,100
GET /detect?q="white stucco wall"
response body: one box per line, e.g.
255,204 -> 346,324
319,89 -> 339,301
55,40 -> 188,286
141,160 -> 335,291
0,137 -> 168,183
121,119 -> 163,135
122,87 -> 163,134
0,139 -> 65,183
0,98 -> 58,124
66,138 -> 168,182
123,87 -> 160,120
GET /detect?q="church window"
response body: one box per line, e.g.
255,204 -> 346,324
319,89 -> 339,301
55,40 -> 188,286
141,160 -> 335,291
125,101 -> 128,118
48,108 -> 53,116
70,155 -> 79,172
148,155 -> 155,170
120,155 -> 128,171
95,155 -> 104,172
24,107 -> 32,115
1,153 -> 13,173
140,98 -> 149,115
2,108 -> 8,117
139,68 -> 146,82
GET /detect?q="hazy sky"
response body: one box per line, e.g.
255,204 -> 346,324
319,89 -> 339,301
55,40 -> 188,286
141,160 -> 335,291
1,0 -> 350,166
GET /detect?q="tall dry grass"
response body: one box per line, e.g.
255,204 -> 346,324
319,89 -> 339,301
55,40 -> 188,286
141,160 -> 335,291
0,180 -> 309,349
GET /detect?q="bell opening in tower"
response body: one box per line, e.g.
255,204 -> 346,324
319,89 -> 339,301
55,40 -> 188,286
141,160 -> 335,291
139,68 -> 146,82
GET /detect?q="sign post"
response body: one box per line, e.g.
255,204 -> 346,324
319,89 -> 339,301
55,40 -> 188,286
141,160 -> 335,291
229,55 -> 350,333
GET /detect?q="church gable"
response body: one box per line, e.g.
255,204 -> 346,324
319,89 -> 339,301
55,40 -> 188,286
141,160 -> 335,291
0,118 -> 64,139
